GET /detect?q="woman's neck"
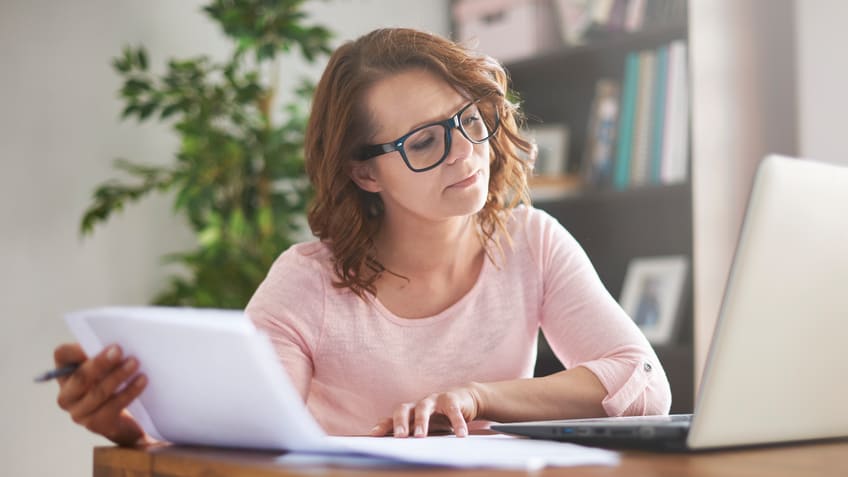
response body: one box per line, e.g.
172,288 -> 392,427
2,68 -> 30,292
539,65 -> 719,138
374,212 -> 483,280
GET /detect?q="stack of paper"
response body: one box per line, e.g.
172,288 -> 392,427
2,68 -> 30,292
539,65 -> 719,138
66,306 -> 618,470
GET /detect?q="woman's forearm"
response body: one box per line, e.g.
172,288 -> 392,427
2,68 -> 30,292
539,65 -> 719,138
471,366 -> 609,423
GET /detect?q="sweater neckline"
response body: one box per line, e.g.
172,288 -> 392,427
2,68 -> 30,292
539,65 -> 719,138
369,253 -> 492,327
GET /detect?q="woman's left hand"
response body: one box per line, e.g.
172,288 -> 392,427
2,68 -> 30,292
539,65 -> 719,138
370,386 -> 482,438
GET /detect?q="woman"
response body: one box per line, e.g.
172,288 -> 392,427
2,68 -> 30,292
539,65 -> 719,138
53,28 -> 671,446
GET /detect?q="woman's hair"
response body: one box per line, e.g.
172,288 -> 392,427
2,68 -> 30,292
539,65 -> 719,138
305,28 -> 533,298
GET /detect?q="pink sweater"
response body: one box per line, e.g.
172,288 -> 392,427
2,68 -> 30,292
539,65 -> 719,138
246,206 -> 672,435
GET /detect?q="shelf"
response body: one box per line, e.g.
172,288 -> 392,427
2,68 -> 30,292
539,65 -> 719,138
528,174 -> 583,202
532,180 -> 691,205
535,180 -> 693,312
504,12 -> 694,414
504,24 -> 688,74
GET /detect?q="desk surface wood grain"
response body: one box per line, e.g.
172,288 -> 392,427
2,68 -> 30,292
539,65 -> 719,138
93,439 -> 848,477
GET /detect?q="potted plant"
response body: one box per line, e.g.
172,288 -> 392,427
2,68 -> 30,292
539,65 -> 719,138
81,0 -> 333,308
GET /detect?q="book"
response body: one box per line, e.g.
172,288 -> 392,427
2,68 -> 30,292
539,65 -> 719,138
644,0 -> 688,29
661,40 -> 689,183
591,0 -> 616,26
625,0 -> 646,32
613,52 -> 640,189
649,45 -> 670,183
553,0 -> 595,45
630,49 -> 656,186
608,0 -> 630,31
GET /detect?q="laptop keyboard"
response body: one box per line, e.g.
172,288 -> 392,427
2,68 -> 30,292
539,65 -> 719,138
554,414 -> 693,425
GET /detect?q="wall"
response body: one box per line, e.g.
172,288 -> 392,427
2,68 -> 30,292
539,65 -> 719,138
690,0 -> 848,390
688,0 -> 799,386
796,0 -> 848,165
0,1 -> 447,476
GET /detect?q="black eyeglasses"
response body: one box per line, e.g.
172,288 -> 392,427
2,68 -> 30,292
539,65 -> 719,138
357,100 -> 500,173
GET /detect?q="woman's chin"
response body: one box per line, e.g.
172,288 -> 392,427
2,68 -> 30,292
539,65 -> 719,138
442,186 -> 489,217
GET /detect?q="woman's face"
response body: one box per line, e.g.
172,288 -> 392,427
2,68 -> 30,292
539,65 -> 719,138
355,68 -> 491,224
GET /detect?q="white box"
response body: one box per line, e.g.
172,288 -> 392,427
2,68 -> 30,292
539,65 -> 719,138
454,0 -> 560,63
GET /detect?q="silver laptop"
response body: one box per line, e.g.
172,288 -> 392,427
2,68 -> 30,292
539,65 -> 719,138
493,155 -> 848,450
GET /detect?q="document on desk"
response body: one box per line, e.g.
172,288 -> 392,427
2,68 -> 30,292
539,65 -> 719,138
323,434 -> 618,470
66,307 -> 618,470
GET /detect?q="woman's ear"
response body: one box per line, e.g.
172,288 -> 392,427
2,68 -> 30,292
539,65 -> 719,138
350,161 -> 383,193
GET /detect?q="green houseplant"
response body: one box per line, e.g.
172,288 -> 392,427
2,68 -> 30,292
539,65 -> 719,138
81,0 -> 333,308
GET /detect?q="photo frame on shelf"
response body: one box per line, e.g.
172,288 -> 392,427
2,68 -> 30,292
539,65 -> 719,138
582,79 -> 620,187
528,124 -> 570,177
618,255 -> 688,345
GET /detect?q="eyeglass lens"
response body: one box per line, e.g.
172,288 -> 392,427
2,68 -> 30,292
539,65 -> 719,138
403,103 -> 495,170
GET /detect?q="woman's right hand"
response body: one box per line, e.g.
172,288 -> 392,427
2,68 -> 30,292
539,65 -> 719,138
54,343 -> 151,446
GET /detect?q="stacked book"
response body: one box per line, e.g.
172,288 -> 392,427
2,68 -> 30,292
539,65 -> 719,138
582,40 -> 689,189
555,0 -> 688,45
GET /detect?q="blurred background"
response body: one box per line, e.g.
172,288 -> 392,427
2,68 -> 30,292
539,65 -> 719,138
1,1 -> 846,476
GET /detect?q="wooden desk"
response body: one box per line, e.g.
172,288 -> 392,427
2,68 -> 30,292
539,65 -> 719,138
94,439 -> 848,477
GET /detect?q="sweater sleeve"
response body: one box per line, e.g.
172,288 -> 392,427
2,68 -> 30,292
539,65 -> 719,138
244,246 -> 326,401
528,209 -> 672,416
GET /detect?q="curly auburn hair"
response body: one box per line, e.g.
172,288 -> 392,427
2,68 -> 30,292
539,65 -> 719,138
304,28 -> 533,298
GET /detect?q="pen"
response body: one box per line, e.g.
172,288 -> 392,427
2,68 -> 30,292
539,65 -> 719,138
33,363 -> 81,383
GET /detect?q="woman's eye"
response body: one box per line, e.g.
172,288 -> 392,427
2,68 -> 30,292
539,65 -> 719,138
409,135 -> 436,152
462,113 -> 481,127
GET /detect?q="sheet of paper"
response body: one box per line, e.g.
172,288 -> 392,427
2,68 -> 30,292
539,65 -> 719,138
65,307 -> 329,451
322,434 -> 619,470
65,306 -> 619,470
66,307 -> 165,441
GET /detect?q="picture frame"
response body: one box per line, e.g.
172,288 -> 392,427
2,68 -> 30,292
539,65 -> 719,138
618,255 -> 688,345
527,124 -> 570,177
582,79 -> 620,186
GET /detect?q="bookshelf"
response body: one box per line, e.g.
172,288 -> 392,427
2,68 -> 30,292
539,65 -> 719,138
531,182 -> 694,414
452,0 -> 694,413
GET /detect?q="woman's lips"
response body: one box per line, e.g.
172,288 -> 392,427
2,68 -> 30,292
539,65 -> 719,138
448,170 -> 480,188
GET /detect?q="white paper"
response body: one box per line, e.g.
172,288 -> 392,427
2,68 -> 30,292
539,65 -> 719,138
65,306 -> 328,451
323,434 -> 619,470
65,306 -> 619,469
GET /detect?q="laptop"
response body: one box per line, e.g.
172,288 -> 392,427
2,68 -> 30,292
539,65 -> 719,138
493,155 -> 848,450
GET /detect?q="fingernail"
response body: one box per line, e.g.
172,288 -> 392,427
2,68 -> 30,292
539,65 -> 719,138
370,425 -> 382,435
414,426 -> 424,437
457,427 -> 468,437
135,375 -> 147,387
394,426 -> 404,437
107,346 -> 121,362
122,358 -> 137,371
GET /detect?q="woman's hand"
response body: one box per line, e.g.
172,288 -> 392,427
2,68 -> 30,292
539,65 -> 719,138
370,385 -> 483,438
54,343 -> 151,447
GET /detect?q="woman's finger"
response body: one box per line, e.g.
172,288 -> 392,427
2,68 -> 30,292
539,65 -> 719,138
369,417 -> 393,437
82,374 -> 147,438
438,398 -> 468,437
391,402 -> 414,438
57,345 -> 124,409
426,414 -> 455,434
53,343 -> 87,388
412,396 -> 436,437
86,374 -> 147,428
54,343 -> 87,368
67,357 -> 139,420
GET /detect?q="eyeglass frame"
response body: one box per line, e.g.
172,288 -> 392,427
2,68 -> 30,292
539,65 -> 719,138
356,100 -> 501,173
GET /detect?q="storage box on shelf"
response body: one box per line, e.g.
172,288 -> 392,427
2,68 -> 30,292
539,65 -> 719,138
452,0 -> 561,63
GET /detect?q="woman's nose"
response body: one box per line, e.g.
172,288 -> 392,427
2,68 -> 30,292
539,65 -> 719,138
443,127 -> 473,166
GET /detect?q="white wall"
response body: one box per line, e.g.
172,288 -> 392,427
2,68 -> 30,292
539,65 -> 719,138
796,0 -> 848,165
690,0 -> 848,389
0,1 -> 447,476
689,0 -> 798,386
